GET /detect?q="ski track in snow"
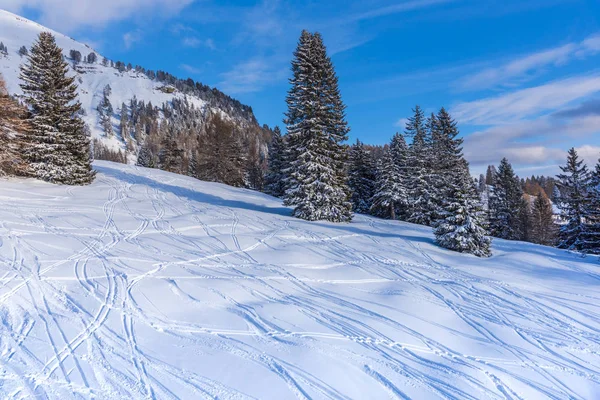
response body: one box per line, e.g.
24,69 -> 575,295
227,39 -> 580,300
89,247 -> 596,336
0,161 -> 599,399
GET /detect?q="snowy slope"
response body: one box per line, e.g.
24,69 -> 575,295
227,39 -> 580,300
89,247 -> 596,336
0,161 -> 599,399
0,9 -> 233,155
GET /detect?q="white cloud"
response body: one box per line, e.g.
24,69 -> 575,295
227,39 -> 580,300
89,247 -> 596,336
180,64 -> 202,75
4,0 -> 195,32
452,74 -> 600,125
219,58 -> 287,94
123,31 -> 142,49
457,33 -> 600,90
395,118 -> 409,128
182,36 -> 216,50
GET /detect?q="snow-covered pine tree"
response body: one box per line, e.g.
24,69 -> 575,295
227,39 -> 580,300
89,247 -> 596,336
583,158 -> 600,253
389,132 -> 409,219
488,158 -> 526,240
119,102 -> 130,140
283,30 -> 352,222
405,107 -> 435,225
19,32 -> 95,185
556,148 -> 590,252
530,190 -> 556,246
370,148 -> 406,219
264,126 -> 287,198
434,160 -> 491,257
97,84 -> 113,137
348,139 -> 376,213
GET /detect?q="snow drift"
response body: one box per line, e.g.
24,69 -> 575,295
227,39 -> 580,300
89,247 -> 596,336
0,161 -> 598,399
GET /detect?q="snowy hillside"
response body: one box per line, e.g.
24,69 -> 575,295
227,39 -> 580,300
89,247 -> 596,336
0,161 -> 599,399
0,9 -> 256,157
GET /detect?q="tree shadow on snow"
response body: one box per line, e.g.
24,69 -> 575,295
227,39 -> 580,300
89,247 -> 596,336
95,164 -> 292,217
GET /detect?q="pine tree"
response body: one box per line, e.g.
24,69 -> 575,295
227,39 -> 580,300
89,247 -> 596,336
18,46 -> 28,57
119,102 -> 130,140
583,158 -> 600,253
370,149 -> 406,219
406,108 -> 435,225
264,126 -> 287,197
434,161 -> 491,257
530,190 -> 556,246
488,158 -> 526,240
348,139 -> 376,214
283,30 -> 352,222
97,84 -> 113,136
0,42 -> 7,55
485,165 -> 497,186
556,148 -> 590,251
19,32 -> 94,185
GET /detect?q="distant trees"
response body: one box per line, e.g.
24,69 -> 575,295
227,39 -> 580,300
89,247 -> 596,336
69,49 -> 82,64
488,158 -> 526,240
18,45 -> 28,57
97,84 -> 113,136
264,126 -> 286,198
0,74 -> 29,175
86,52 -> 97,63
197,113 -> 245,187
19,32 -> 94,185
348,139 -> 376,214
0,42 -> 7,55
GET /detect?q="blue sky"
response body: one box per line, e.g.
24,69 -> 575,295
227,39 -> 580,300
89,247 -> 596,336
5,0 -> 600,175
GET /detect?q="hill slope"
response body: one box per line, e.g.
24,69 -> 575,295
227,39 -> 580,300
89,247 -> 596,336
0,9 -> 261,159
0,161 -> 599,399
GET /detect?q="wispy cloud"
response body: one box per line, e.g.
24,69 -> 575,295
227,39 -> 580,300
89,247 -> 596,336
452,74 -> 600,125
219,58 -> 287,94
343,0 -> 456,23
180,64 -> 202,75
182,36 -> 216,50
123,30 -> 142,49
4,0 -> 195,33
457,33 -> 600,91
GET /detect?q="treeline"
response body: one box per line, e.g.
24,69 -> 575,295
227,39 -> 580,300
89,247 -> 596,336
264,30 -> 491,257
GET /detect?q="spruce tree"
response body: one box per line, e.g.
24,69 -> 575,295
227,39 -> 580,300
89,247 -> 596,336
97,84 -> 113,136
283,30 -> 352,222
119,102 -> 130,140
370,149 -> 406,219
20,32 -> 94,185
434,161 -> 491,257
556,148 -> 590,251
488,158 -> 526,240
530,190 -> 556,246
583,158 -> 600,253
348,139 -> 376,214
406,108 -> 435,225
264,126 -> 287,198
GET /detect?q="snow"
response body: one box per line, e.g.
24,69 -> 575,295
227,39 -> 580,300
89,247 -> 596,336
0,161 -> 599,399
0,9 -> 207,154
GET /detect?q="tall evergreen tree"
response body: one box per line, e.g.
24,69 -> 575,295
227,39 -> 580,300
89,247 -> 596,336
583,158 -> 600,253
434,161 -> 491,257
97,84 -> 113,136
348,139 -> 376,214
488,158 -> 526,240
264,126 -> 287,197
19,32 -> 94,185
530,190 -> 557,246
406,108 -> 435,225
283,30 -> 352,222
389,133 -> 409,219
556,148 -> 590,251
370,149 -> 406,219
119,102 -> 130,140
